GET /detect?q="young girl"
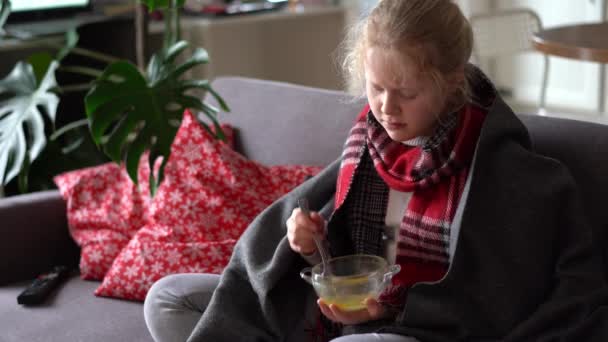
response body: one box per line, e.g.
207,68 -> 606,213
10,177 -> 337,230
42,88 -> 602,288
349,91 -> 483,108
144,1 -> 608,341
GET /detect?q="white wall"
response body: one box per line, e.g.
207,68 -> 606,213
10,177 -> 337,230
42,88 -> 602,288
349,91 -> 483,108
344,0 -> 492,19
493,0 -> 605,115
455,0 -> 494,16
341,0 -> 377,24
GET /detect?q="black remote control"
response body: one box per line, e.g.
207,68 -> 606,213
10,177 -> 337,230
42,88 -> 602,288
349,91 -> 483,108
17,266 -> 71,305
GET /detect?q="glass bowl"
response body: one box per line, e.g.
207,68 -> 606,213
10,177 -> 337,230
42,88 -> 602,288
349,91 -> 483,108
300,254 -> 400,311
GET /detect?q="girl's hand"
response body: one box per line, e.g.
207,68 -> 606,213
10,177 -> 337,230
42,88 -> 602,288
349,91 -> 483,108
317,298 -> 391,325
286,208 -> 325,255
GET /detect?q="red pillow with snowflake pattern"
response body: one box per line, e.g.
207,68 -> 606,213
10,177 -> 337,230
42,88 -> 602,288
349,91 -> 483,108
54,121 -> 235,280
54,158 -> 152,280
94,111 -> 322,301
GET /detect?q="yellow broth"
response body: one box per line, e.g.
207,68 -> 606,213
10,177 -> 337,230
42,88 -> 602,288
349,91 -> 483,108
316,275 -> 380,311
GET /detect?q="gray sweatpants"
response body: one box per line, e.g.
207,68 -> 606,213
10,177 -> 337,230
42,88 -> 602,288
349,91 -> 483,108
143,273 -> 419,342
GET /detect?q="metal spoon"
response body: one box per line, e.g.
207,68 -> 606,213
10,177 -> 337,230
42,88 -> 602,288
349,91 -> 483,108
298,198 -> 331,277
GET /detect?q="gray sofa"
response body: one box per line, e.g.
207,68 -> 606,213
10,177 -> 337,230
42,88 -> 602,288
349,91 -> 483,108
1,76 -> 608,342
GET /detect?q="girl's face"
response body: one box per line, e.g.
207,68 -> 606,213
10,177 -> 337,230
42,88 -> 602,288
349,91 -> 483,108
364,47 -> 455,142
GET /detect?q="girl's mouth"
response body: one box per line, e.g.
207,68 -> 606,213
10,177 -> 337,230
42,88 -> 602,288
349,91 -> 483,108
385,122 -> 406,130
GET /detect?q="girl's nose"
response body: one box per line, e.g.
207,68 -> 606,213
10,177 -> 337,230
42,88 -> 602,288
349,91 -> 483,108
381,91 -> 399,115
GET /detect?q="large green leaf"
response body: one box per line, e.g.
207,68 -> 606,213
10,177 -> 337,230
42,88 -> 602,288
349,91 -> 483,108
138,0 -> 186,12
85,41 -> 228,194
0,61 -> 59,185
27,52 -> 54,85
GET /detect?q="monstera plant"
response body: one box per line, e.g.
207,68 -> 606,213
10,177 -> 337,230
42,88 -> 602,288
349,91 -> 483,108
0,0 -> 228,196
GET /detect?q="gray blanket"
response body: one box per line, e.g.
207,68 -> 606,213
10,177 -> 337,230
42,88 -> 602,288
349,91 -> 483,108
188,96 -> 608,341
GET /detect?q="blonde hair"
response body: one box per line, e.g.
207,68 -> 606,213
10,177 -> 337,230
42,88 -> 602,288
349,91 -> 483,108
340,0 -> 474,108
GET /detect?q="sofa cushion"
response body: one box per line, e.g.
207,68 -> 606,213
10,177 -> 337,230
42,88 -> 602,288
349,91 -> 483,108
0,276 -> 149,342
205,77 -> 367,166
53,123 -> 234,281
94,111 -> 322,301
519,114 -> 608,278
53,154 -> 154,280
0,190 -> 78,285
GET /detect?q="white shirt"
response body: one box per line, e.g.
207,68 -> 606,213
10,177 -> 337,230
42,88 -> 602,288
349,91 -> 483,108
384,189 -> 411,264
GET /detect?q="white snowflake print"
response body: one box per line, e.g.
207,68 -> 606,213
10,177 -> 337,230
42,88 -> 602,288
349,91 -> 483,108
91,177 -> 106,190
191,127 -> 203,139
166,249 -> 182,265
218,229 -> 232,240
136,274 -> 154,292
200,142 -> 216,156
201,168 -> 216,180
123,248 -> 138,262
169,209 -> 181,222
230,226 -> 242,237
139,246 -> 155,261
207,196 -> 221,208
202,158 -> 216,170
200,214 -> 219,228
78,190 -> 93,204
125,265 -> 139,279
186,164 -> 200,176
217,165 -> 228,176
220,208 -> 236,223
124,283 -> 135,294
204,231 -> 218,241
182,142 -> 203,163
150,261 -> 164,274
89,249 -> 104,263
208,246 -> 223,261
104,243 -> 120,256
184,200 -> 206,220
169,192 -> 182,206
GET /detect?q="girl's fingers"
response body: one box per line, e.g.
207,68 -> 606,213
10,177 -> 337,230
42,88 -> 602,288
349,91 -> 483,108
317,299 -> 337,322
321,298 -> 385,325
295,212 -> 321,233
293,230 -> 317,254
308,212 -> 326,234
328,303 -> 370,325
286,209 -> 319,254
364,298 -> 385,319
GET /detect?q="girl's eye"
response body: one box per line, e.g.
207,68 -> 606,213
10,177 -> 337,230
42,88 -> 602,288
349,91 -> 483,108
372,84 -> 383,92
401,92 -> 418,100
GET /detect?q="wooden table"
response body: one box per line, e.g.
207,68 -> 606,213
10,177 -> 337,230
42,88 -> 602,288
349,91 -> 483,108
532,22 -> 608,112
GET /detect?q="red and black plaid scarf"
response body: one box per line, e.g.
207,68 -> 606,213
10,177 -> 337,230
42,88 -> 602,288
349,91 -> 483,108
335,103 -> 485,306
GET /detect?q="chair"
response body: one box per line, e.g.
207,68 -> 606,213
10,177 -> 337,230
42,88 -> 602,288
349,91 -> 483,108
470,9 -> 550,114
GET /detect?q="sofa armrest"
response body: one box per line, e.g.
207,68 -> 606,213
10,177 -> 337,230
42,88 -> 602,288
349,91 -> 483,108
0,190 -> 79,285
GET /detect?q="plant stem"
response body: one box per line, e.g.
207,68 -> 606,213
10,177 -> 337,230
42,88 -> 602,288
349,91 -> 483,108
50,118 -> 89,141
58,66 -> 104,78
163,0 -> 180,51
135,3 -> 148,71
173,0 -> 180,43
163,6 -> 172,50
0,0 -> 11,33
70,46 -> 120,64
52,83 -> 92,94
42,41 -> 120,64
43,41 -> 119,64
